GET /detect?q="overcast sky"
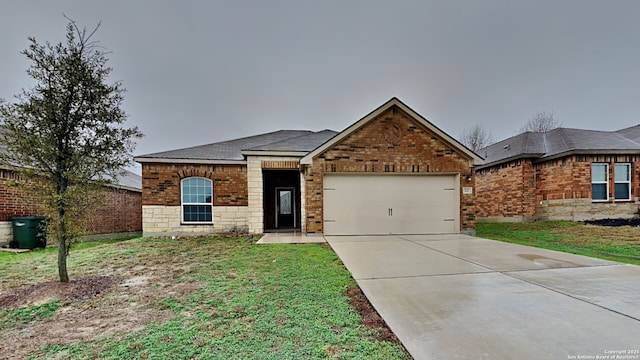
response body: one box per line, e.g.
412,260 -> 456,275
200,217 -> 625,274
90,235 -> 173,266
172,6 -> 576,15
2,1 -> 639,172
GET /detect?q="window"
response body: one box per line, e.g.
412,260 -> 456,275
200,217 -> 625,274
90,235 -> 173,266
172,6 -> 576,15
181,177 -> 212,223
614,163 -> 631,200
591,163 -> 608,201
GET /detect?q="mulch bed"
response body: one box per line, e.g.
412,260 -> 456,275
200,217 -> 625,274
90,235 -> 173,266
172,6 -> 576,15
583,218 -> 640,227
0,275 -> 119,309
345,286 -> 406,347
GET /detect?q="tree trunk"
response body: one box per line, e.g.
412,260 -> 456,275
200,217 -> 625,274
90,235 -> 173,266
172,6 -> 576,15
56,171 -> 70,283
57,208 -> 69,283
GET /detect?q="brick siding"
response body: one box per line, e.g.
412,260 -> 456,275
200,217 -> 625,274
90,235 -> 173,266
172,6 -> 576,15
0,168 -> 141,241
476,159 -> 536,219
476,154 -> 640,220
141,163 -> 248,206
87,189 -> 142,233
0,169 -> 41,221
304,105 -> 476,233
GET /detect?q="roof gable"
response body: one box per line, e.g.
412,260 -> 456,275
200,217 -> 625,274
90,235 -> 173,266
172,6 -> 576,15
300,97 -> 484,165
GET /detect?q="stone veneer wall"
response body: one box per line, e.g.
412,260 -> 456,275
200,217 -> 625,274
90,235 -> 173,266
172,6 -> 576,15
0,222 -> 11,245
142,205 -> 248,236
246,156 -> 302,234
303,105 -> 476,234
536,198 -> 639,221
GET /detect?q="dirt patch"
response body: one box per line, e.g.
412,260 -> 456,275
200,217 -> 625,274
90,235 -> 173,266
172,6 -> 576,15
584,218 -> 640,227
0,265 -> 190,359
0,275 -> 119,309
345,285 -> 408,351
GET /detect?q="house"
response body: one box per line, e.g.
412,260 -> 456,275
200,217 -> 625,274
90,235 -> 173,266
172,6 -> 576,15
475,125 -> 640,222
0,168 -> 142,245
135,98 -> 484,236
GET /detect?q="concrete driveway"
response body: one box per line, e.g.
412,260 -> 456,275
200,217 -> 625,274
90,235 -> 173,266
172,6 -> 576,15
326,234 -> 640,360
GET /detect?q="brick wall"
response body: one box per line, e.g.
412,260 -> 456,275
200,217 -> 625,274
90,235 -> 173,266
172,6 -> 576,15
475,159 -> 536,220
477,154 -> 640,221
0,168 -> 141,244
304,105 -> 476,233
0,169 -> 42,221
537,155 -> 640,219
535,157 -> 588,201
87,188 -> 142,234
141,163 -> 248,206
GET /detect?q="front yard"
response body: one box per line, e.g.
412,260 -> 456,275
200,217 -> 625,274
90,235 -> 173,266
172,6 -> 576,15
477,220 -> 640,265
0,237 -> 408,359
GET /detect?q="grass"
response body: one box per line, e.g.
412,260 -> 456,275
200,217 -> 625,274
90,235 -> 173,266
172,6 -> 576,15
0,300 -> 60,330
0,237 -> 408,359
0,236 -> 138,264
477,221 -> 640,265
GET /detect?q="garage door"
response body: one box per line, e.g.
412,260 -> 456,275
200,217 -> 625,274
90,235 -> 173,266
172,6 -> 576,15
323,174 -> 458,235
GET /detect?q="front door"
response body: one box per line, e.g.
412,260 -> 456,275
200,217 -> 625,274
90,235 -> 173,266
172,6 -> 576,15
275,187 -> 296,228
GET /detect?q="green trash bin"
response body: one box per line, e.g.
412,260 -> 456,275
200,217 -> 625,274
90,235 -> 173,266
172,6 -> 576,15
12,216 -> 48,249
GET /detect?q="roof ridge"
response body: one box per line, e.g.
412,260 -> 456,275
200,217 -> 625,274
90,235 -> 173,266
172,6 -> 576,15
556,128 -> 573,150
541,132 -> 549,154
242,129 -> 338,151
612,129 -> 640,146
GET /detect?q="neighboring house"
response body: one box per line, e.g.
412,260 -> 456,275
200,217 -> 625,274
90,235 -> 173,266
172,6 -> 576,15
135,98 -> 484,236
476,126 -> 640,222
0,168 -> 142,245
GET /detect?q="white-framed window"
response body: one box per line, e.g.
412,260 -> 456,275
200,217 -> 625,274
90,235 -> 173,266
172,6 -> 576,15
181,177 -> 213,223
591,163 -> 608,201
614,163 -> 631,200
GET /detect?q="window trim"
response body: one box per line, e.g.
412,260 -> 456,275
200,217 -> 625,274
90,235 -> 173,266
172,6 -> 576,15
181,177 -> 213,224
614,163 -> 632,201
591,163 -> 609,202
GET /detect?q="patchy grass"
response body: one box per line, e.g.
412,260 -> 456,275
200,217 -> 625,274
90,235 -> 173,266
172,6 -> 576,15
477,221 -> 640,265
0,300 -> 60,329
0,237 -> 408,359
0,236 -> 137,264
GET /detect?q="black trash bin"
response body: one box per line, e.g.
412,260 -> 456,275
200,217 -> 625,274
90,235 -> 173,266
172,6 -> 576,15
12,216 -> 48,249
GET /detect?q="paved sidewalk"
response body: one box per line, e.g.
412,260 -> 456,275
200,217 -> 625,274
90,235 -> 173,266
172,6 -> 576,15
326,234 -> 640,360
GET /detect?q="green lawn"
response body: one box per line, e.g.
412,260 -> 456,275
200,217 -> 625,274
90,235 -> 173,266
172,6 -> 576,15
476,221 -> 640,265
0,237 -> 408,359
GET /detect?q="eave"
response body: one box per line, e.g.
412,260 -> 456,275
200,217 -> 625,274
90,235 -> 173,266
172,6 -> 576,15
134,157 -> 247,165
475,153 -> 545,170
240,150 -> 307,157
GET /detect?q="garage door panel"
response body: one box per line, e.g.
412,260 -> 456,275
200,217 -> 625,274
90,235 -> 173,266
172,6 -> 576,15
323,174 -> 458,235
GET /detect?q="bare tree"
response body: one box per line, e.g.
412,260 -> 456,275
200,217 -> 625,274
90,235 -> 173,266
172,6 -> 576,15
519,111 -> 561,133
460,124 -> 494,152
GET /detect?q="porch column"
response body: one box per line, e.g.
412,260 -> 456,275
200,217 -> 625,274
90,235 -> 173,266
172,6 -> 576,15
247,157 -> 264,234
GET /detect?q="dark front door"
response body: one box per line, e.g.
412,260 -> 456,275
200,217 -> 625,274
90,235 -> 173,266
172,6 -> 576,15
275,187 -> 295,228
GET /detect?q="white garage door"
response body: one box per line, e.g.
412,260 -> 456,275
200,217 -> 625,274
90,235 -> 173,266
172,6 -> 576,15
323,174 -> 458,235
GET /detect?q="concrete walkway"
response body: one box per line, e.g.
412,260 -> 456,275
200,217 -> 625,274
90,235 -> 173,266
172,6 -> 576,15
256,232 -> 326,244
326,234 -> 640,360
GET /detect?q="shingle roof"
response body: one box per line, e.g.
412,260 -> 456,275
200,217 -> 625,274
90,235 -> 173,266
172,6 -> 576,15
136,129 -> 337,161
479,126 -> 640,168
110,170 -> 142,191
0,128 -> 141,191
246,130 -> 338,152
616,124 -> 640,143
